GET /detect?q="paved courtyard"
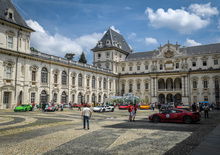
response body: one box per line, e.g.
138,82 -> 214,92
0,108 -> 219,155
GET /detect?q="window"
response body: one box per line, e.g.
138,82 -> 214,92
203,80 -> 208,88
9,12 -> 13,19
3,92 -> 10,105
214,59 -> 218,65
78,74 -> 83,87
145,83 -> 149,90
122,67 -> 125,71
109,81 -> 112,90
137,83 -> 140,90
106,52 -> 110,58
129,66 -> 132,71
61,71 -> 67,85
32,70 -> 36,82
92,76 -> 96,89
176,63 -> 179,69
137,66 -> 140,70
103,78 -> 107,89
72,94 -> 75,103
41,67 -> 48,83
203,60 -> 207,66
160,64 -> 163,70
121,83 -> 125,92
98,53 -> 101,59
145,65 -> 148,70
193,81 -> 197,89
7,36 -> 13,49
129,83 -> 133,92
31,93 -> 35,103
119,54 -> 122,58
106,40 -> 110,46
72,76 -> 75,86
87,78 -> 90,87
192,61 -> 196,67
54,73 -> 58,84
61,91 -> 67,103
5,65 -> 12,78
99,80 -> 101,88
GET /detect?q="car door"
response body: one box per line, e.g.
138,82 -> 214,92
161,110 -> 172,122
168,110 -> 179,122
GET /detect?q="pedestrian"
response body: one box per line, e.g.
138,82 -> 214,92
78,104 -> 82,111
151,103 -> 155,111
81,104 -> 92,130
60,103 -> 64,111
192,102 -> 197,112
132,104 -> 138,121
204,103 -> 210,119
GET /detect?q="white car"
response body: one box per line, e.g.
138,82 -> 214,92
93,106 -> 114,112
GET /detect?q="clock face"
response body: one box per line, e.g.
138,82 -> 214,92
164,50 -> 174,58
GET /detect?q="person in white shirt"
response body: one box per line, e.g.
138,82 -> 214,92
81,104 -> 92,130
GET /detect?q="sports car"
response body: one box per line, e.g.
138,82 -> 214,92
118,104 -> 129,110
93,106 -> 114,112
139,104 -> 151,110
14,104 -> 32,112
45,105 -> 58,112
149,108 -> 200,124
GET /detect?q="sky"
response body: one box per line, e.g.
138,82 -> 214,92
12,0 -> 220,64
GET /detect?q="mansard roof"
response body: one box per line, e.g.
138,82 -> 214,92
126,42 -> 220,61
0,0 -> 33,31
92,28 -> 132,54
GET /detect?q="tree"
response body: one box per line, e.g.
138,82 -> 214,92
78,52 -> 87,64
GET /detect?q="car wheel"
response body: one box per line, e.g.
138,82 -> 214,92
152,116 -> 160,123
102,109 -> 105,112
111,108 -> 114,112
183,116 -> 192,124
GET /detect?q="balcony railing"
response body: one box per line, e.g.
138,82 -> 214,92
158,88 -> 182,91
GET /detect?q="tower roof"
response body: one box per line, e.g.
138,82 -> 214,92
0,0 -> 33,31
92,28 -> 132,54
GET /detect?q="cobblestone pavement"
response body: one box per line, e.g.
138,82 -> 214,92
0,108 -> 219,155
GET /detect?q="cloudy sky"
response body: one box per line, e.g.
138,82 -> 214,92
12,0 -> 220,63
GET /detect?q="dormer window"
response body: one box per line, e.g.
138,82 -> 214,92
98,41 -> 102,47
98,53 -> 101,59
106,40 -> 111,46
5,8 -> 14,20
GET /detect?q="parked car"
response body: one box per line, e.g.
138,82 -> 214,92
14,104 -> 32,112
72,104 -> 82,108
93,106 -> 114,112
118,104 -> 130,110
45,105 -> 58,112
149,109 -> 200,124
139,104 -> 151,110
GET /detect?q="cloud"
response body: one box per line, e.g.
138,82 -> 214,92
218,19 -> 220,29
145,3 -> 218,34
110,25 -> 120,33
185,39 -> 202,46
124,6 -> 132,10
128,32 -> 137,39
26,19 -> 102,57
145,37 -> 158,45
189,3 -> 219,17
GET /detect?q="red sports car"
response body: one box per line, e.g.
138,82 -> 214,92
118,104 -> 130,110
149,109 -> 200,123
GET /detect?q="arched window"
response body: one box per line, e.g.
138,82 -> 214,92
41,67 -> 48,83
61,71 -> 67,85
72,76 -> 75,86
103,78 -> 107,89
78,74 -> 83,87
129,83 -> 133,92
54,73 -> 58,84
92,76 -> 96,89
32,70 -> 36,81
92,93 -> 96,103
193,81 -> 197,89
78,92 -> 83,104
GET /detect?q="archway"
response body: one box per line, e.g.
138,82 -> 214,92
174,78 -> 182,90
18,91 -> 23,105
78,92 -> 83,104
166,94 -> 173,103
166,78 -> 173,90
174,93 -> 182,105
103,94 -> 107,103
158,79 -> 165,90
158,94 -> 165,104
40,90 -> 48,104
92,93 -> 96,104
61,91 -> 68,104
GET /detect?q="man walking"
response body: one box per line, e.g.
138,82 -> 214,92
81,104 -> 92,130
204,103 -> 210,119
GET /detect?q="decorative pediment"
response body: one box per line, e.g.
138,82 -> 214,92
155,42 -> 183,58
30,65 -> 39,71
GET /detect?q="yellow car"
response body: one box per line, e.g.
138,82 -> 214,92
139,104 -> 151,110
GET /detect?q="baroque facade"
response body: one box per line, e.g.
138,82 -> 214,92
0,0 -> 220,109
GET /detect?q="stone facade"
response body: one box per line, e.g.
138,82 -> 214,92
0,0 -> 219,109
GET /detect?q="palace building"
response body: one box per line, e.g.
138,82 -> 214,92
0,0 -> 220,109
